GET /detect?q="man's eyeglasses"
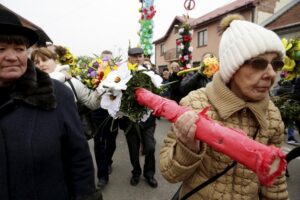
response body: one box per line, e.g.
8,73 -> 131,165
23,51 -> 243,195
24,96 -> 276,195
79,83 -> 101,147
244,58 -> 284,72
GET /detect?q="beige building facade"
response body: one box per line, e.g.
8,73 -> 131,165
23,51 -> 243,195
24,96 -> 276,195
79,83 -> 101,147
153,0 -> 294,74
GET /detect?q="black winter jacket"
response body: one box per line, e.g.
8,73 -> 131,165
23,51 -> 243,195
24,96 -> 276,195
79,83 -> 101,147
0,61 -> 100,200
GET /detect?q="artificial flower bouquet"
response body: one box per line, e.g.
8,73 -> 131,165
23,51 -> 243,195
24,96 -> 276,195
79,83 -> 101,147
55,46 -> 79,77
77,57 -> 119,89
55,45 -> 120,90
138,0 -> 156,57
99,62 -> 162,122
272,38 -> 300,127
177,54 -> 219,77
199,55 -> 219,78
177,22 -> 193,70
281,38 -> 300,81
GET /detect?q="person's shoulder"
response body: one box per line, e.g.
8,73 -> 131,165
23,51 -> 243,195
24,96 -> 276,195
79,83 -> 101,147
68,77 -> 86,88
180,88 -> 208,110
52,79 -> 74,99
268,99 -> 282,119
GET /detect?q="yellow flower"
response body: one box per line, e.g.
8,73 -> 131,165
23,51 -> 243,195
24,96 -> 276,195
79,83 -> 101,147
282,56 -> 296,72
282,38 -> 293,51
127,62 -> 138,70
201,56 -> 219,78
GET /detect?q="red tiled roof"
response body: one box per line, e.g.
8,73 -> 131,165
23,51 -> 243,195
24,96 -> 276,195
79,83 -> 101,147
153,16 -> 196,44
154,0 -> 259,44
192,0 -> 258,27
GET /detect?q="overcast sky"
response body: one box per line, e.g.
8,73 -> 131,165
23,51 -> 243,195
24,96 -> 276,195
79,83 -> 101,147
2,0 -> 234,58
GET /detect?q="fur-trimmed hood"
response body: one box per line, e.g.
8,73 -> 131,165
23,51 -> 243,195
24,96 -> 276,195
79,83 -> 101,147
10,59 -> 57,110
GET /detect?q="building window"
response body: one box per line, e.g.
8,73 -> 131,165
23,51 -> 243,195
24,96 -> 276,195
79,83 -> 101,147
193,61 -> 200,67
197,29 -> 208,47
176,38 -> 181,58
158,65 -> 168,74
174,24 -> 179,34
160,43 -> 165,56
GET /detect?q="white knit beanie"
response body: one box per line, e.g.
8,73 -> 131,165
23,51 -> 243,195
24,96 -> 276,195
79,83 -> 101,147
219,15 -> 285,83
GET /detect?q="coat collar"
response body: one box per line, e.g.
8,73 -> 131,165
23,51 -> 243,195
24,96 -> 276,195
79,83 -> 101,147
206,72 -> 269,129
10,59 -> 57,110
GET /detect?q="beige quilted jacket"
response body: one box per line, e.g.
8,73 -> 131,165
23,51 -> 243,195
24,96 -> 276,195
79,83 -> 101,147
160,73 -> 288,200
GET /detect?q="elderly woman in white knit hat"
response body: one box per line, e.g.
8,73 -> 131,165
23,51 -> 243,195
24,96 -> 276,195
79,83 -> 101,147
160,14 -> 288,200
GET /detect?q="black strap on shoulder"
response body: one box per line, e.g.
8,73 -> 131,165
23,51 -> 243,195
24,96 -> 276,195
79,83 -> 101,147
180,161 -> 236,200
179,127 -> 260,200
66,80 -> 79,101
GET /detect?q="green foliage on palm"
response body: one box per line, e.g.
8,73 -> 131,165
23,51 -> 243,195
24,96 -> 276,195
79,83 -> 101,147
119,70 -> 161,122
272,96 -> 300,128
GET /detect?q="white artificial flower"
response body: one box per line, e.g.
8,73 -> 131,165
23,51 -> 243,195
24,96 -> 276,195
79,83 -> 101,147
100,90 -> 123,119
140,110 -> 152,122
184,55 -> 189,61
179,28 -> 184,33
186,63 -> 192,69
180,44 -> 184,50
188,46 -> 193,52
99,63 -> 132,91
189,30 -> 193,35
137,65 -> 163,88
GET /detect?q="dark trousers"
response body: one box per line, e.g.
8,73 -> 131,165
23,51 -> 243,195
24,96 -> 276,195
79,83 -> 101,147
121,118 -> 156,179
286,146 -> 300,164
92,109 -> 118,181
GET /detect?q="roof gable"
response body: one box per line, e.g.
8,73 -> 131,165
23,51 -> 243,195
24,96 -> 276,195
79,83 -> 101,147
153,16 -> 195,44
192,0 -> 258,28
262,0 -> 300,30
154,0 -> 258,44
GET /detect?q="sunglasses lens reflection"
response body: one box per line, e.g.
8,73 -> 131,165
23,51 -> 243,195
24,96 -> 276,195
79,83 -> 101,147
250,58 -> 283,71
251,59 -> 268,70
271,60 -> 284,71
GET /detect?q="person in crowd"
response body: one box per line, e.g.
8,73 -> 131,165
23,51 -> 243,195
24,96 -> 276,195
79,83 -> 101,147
118,47 -> 158,188
0,8 -> 101,200
179,52 -> 215,97
286,124 -> 300,145
31,47 -> 102,110
160,14 -> 288,199
143,57 -> 155,71
162,68 -> 170,82
168,61 -> 183,103
160,68 -> 171,99
91,50 -> 119,188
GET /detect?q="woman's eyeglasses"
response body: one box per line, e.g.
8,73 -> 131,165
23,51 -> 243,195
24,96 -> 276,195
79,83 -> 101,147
244,58 -> 284,72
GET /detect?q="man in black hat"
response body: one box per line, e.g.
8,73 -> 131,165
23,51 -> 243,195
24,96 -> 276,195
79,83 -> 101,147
128,47 -> 145,66
118,47 -> 158,188
0,8 -> 101,200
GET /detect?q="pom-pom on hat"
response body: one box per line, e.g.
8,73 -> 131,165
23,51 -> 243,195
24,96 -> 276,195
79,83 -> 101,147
0,8 -> 38,47
218,14 -> 285,83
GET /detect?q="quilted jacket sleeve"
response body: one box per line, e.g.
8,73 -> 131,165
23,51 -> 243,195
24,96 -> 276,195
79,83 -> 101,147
160,130 -> 207,183
260,103 -> 289,200
160,89 -> 208,183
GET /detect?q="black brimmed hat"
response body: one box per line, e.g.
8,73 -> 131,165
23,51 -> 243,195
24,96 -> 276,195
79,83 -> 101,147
128,47 -> 144,56
0,8 -> 38,47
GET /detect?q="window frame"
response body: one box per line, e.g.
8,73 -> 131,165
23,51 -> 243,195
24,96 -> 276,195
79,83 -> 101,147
160,43 -> 165,56
197,29 -> 208,47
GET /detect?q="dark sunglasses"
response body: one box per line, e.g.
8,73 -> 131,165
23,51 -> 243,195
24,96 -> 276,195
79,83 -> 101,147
244,58 -> 284,71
